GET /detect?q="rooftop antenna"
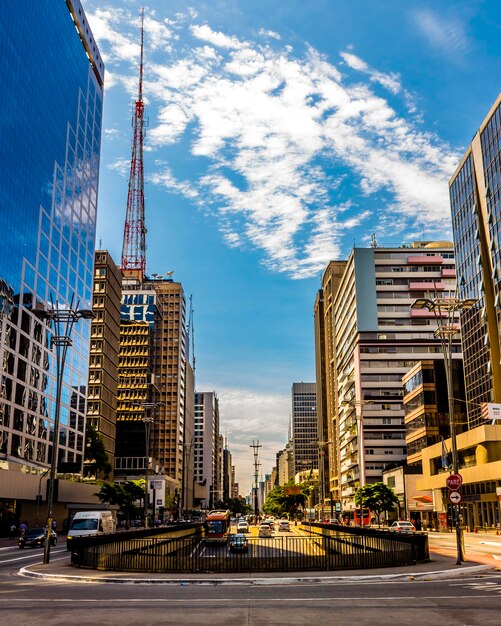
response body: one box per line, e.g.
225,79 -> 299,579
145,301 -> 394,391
370,233 -> 378,248
121,7 -> 147,278
250,440 -> 262,518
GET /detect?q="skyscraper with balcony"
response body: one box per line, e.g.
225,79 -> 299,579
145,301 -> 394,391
0,1 -> 103,502
316,243 -> 458,511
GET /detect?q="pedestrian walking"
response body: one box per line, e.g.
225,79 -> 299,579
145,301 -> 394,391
19,521 -> 27,537
9,523 -> 17,539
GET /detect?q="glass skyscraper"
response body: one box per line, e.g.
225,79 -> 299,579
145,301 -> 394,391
0,1 -> 104,471
449,93 -> 501,425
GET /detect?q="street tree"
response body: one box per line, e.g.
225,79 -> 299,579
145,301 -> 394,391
354,482 -> 399,526
95,480 -> 145,528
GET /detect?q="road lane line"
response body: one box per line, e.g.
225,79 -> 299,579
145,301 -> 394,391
0,595 -> 495,603
0,549 -> 66,564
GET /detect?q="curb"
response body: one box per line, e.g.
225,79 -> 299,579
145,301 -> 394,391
19,563 -> 494,585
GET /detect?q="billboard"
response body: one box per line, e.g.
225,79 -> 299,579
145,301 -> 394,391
481,403 -> 501,423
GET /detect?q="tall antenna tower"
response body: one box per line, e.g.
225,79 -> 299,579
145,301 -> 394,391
250,440 -> 262,518
121,7 -> 147,277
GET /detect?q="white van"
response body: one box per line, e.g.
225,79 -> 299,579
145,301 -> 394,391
67,511 -> 115,548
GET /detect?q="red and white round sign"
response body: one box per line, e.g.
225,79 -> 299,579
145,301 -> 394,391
446,474 -> 463,490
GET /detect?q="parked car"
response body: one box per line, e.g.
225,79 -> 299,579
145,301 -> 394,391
279,520 -> 290,531
389,521 -> 416,532
229,533 -> 249,552
258,523 -> 273,538
19,527 -> 57,549
236,520 -> 249,533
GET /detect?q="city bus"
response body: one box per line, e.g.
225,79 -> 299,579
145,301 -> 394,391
343,508 -> 371,527
353,508 -> 371,526
204,510 -> 231,542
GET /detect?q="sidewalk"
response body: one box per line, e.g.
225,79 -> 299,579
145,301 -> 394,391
17,549 -> 497,585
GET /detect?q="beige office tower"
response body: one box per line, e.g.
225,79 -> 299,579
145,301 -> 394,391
117,275 -> 187,492
316,244 -> 457,512
85,251 -> 121,477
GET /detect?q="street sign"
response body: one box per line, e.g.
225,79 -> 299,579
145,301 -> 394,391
446,474 -> 463,490
449,491 -> 462,504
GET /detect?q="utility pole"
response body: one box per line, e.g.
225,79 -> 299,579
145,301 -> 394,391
250,440 -> 262,520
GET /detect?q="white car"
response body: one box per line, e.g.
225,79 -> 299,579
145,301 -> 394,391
258,524 -> 273,538
279,520 -> 290,531
390,521 -> 415,532
236,521 -> 249,533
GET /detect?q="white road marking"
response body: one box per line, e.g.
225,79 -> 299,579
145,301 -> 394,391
0,549 -> 66,564
479,541 -> 501,547
0,595 -> 495,603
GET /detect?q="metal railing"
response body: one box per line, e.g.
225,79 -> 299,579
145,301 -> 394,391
70,528 -> 423,573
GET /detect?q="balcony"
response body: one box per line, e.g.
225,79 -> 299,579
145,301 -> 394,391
441,267 -> 456,278
409,281 -> 445,291
407,255 -> 443,265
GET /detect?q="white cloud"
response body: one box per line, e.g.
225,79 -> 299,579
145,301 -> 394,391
88,10 -> 460,279
190,24 -> 245,50
200,385 -> 290,493
259,28 -> 281,41
412,9 -> 470,55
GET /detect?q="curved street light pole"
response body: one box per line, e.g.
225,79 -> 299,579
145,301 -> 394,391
134,402 -> 163,528
411,296 -> 477,565
341,399 -> 374,526
37,297 -> 93,564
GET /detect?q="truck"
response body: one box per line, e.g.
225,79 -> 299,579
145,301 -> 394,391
66,510 -> 115,549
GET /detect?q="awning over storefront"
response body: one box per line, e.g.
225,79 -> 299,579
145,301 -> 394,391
413,495 -> 433,503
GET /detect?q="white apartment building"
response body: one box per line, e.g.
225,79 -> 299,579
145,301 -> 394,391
321,242 -> 457,511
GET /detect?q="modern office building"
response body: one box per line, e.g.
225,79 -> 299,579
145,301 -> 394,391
194,391 -> 220,507
449,93 -> 501,419
317,243 -> 458,511
85,251 -> 121,476
0,0 -> 104,530
115,276 -> 187,495
291,383 -> 318,477
403,359 -> 466,470
416,95 -> 501,530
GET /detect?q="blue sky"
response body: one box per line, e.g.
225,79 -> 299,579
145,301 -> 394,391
84,0 -> 501,493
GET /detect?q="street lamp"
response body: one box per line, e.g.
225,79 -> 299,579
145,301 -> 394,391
134,401 -> 163,528
35,297 -> 94,564
341,399 -> 374,526
411,296 -> 477,565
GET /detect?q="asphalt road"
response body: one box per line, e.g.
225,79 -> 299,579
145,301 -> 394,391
0,529 -> 500,624
1,564 -> 501,625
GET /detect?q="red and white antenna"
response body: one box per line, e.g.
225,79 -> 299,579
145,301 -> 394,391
121,7 -> 146,276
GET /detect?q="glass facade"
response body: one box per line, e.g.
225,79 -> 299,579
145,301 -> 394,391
0,1 -> 104,468
450,98 -> 501,425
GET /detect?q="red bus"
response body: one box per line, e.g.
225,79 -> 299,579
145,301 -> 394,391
353,508 -> 371,526
204,510 -> 231,542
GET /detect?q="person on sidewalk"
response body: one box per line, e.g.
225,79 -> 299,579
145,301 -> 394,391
19,521 -> 27,537
9,523 -> 17,539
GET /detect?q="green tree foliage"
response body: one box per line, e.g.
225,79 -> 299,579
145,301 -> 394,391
95,480 -> 145,528
354,482 -> 400,525
84,425 -> 112,480
263,480 -> 312,519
